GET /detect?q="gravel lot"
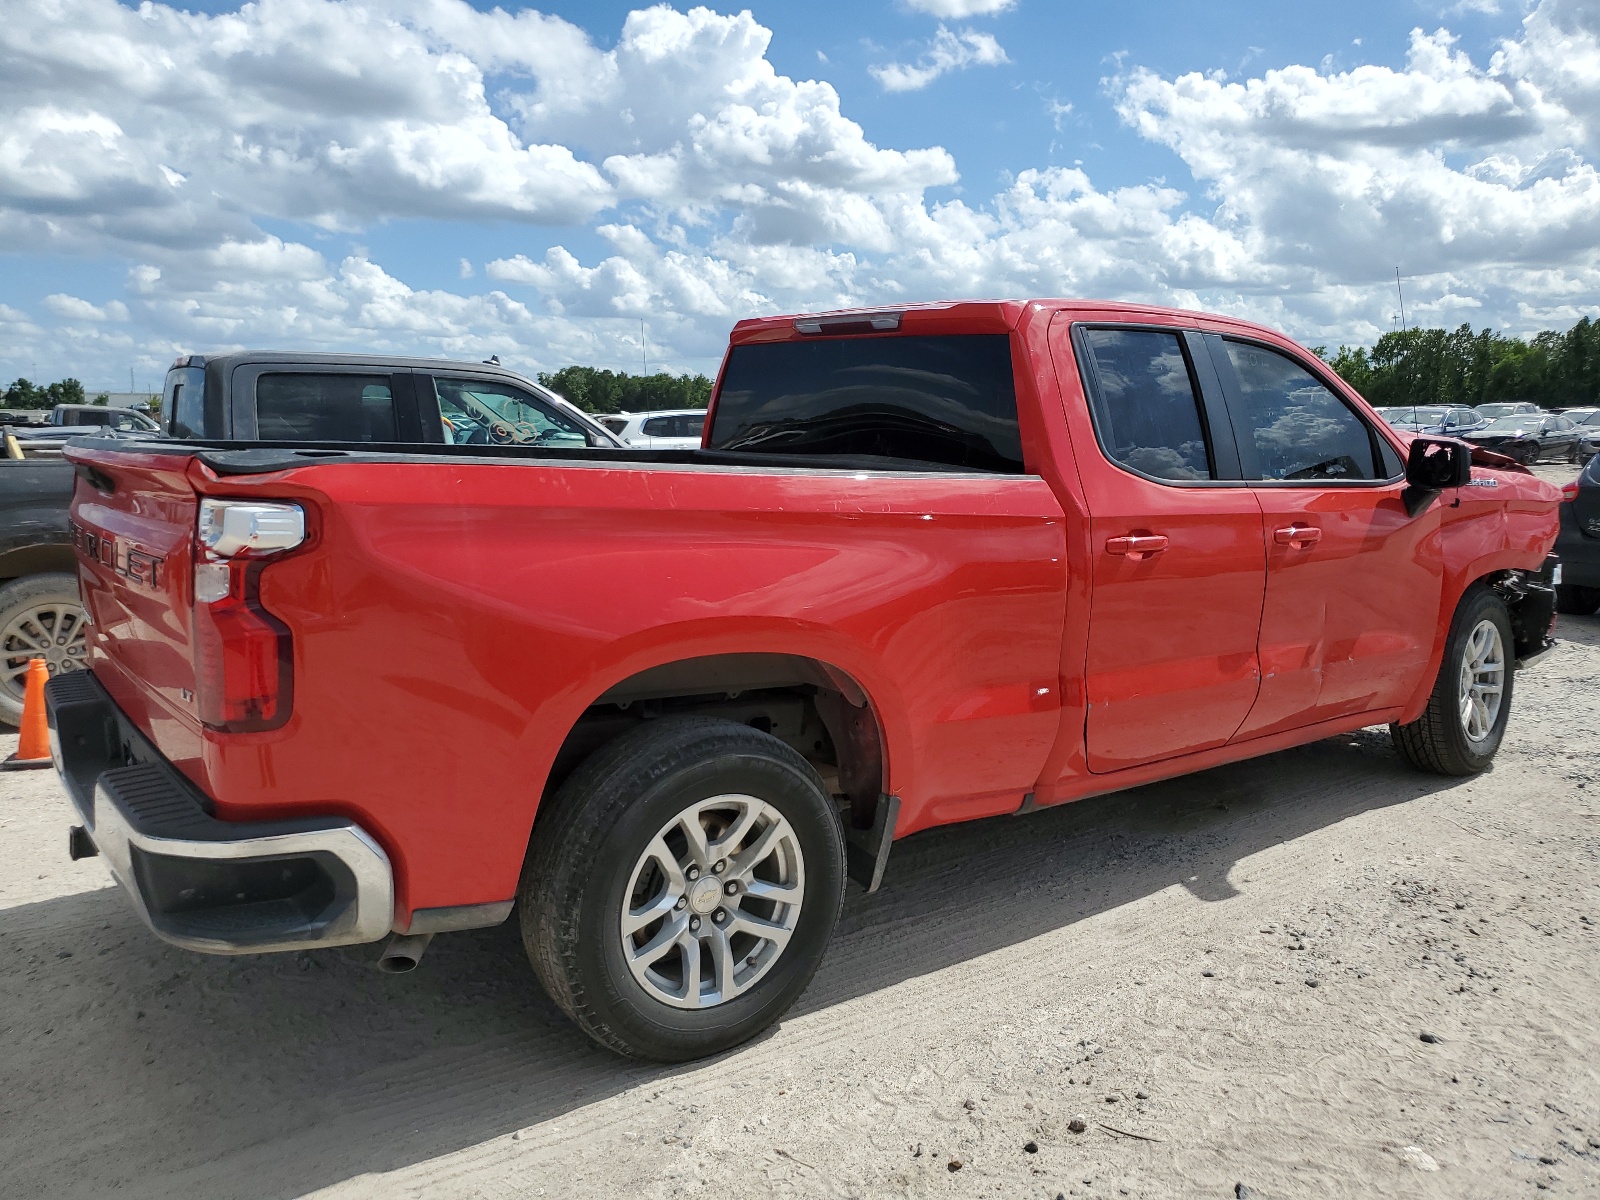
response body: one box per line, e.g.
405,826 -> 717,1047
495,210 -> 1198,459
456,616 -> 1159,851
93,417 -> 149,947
2,463 -> 1596,1200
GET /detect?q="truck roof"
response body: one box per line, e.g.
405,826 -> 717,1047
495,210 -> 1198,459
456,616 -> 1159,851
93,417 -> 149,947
729,298 -> 1291,345
170,351 -> 542,382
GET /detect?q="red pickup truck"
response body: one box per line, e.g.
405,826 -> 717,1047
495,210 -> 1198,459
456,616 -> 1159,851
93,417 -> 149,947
48,300 -> 1560,1061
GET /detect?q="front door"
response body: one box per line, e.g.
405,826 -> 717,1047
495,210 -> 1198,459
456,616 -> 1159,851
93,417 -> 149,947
1071,324 -> 1268,773
1211,337 -> 1443,739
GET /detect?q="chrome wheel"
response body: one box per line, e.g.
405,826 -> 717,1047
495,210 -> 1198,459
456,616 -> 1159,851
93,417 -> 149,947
2,602 -> 87,706
620,794 -> 805,1010
1458,618 -> 1505,743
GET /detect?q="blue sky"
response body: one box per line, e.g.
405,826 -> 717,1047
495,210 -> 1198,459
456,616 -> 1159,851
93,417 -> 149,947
2,0 -> 1595,390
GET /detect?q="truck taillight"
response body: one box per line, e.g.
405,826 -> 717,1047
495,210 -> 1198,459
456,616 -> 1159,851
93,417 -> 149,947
193,500 -> 305,732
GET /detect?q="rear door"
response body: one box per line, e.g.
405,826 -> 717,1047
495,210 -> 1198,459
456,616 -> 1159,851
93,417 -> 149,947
230,364 -> 422,442
1212,336 -> 1441,738
1069,321 -> 1268,773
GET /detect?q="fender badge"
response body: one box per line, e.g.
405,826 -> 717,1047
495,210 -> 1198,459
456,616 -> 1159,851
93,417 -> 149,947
1465,478 -> 1499,487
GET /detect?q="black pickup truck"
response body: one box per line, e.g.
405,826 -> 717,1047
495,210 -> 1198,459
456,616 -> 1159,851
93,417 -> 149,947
0,352 -> 621,724
161,352 -> 622,448
0,457 -> 79,723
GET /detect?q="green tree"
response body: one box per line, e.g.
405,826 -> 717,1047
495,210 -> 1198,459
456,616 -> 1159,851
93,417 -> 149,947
1323,318 -> 1600,410
536,366 -> 713,414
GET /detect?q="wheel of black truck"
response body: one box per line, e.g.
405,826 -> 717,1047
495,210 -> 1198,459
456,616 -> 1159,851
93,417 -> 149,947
520,716 -> 846,1061
1555,584 -> 1600,616
0,573 -> 88,726
1391,586 -> 1515,776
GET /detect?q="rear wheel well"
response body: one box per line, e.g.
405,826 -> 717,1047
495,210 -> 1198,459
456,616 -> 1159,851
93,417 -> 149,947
543,654 -> 887,832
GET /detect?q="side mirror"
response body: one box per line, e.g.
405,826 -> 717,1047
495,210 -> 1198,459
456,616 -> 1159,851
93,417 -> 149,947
1404,437 -> 1472,516
1407,437 -> 1472,489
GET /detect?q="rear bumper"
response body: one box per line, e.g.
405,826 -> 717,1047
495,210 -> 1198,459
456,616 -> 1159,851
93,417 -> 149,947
45,671 -> 393,954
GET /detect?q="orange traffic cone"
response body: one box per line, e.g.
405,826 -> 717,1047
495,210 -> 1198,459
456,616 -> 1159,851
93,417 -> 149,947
3,659 -> 53,771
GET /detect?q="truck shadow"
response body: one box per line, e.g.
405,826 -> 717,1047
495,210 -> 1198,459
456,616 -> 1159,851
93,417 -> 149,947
0,716 -> 1557,1199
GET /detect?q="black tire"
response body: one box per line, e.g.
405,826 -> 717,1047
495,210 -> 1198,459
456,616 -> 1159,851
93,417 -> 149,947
1391,586 -> 1515,776
1555,584 -> 1600,616
0,573 -> 88,726
520,716 -> 846,1061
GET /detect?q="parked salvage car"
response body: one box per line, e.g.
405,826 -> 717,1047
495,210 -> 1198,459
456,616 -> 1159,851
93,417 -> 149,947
51,299 -> 1560,1062
1476,401 -> 1544,420
1555,457 -> 1600,615
597,410 -> 708,449
1381,406 -> 1486,436
1462,414 -> 1584,463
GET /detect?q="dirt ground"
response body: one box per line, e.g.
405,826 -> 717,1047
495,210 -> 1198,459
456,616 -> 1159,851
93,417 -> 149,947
2,464 -> 1597,1200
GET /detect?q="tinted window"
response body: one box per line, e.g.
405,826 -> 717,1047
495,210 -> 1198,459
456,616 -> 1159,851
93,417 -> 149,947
256,374 -> 397,441
598,416 -> 628,434
675,413 -> 706,439
168,368 -> 206,438
433,377 -> 592,448
1080,328 -> 1212,481
709,334 -> 1021,472
1224,342 -> 1379,481
642,416 -> 674,437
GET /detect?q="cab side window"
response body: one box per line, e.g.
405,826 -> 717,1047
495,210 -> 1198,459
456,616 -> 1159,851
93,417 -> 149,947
256,374 -> 397,441
1080,328 -> 1214,481
1223,341 -> 1380,482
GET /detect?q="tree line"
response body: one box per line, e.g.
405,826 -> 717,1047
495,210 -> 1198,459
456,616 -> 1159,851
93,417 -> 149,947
3,378 -> 97,409
1318,317 -> 1600,410
536,366 -> 712,414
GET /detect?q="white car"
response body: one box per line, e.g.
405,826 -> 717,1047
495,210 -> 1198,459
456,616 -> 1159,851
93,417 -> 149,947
597,409 -> 708,449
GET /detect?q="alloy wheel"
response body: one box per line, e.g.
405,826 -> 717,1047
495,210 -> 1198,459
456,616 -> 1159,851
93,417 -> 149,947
1457,618 -> 1505,743
1,602 -> 87,707
620,794 -> 806,1010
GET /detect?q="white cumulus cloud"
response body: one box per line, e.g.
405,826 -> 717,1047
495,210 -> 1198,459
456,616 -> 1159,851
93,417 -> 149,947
871,27 -> 1010,92
43,294 -> 129,322
3,0 -> 1600,386
901,0 -> 1016,16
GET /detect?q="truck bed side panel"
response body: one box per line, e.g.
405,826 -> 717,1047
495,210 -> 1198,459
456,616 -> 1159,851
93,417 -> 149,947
71,451 -> 1068,920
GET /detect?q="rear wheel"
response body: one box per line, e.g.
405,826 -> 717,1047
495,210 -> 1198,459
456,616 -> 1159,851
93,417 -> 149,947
521,716 -> 845,1061
0,573 -> 88,726
1392,586 -> 1514,776
1556,584 -> 1600,616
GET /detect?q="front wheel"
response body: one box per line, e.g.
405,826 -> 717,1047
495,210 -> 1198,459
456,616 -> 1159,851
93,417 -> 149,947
1391,586 -> 1514,776
520,716 -> 846,1061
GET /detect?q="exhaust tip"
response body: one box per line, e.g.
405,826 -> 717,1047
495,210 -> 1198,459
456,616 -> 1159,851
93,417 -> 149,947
373,931 -> 432,974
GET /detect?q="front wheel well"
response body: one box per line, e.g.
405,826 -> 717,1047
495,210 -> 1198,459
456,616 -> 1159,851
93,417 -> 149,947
543,653 -> 888,831
1480,567 -> 1557,661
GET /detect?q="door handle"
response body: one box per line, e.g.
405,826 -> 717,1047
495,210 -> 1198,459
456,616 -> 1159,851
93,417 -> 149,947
1106,534 -> 1170,557
1274,525 -> 1323,548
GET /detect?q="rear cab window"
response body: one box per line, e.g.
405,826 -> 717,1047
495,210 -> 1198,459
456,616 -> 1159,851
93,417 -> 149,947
165,367 -> 207,438
708,334 -> 1022,472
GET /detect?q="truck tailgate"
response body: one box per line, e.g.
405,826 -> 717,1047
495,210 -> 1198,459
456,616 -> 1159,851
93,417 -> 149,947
67,448 -> 203,752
